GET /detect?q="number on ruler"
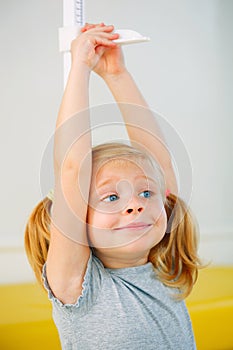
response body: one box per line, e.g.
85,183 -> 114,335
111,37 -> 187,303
74,0 -> 84,27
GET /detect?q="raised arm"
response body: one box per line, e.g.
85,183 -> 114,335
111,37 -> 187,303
91,27 -> 177,195
46,25 -> 119,304
104,70 -> 177,195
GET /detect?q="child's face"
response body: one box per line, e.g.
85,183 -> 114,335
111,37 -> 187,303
87,158 -> 167,256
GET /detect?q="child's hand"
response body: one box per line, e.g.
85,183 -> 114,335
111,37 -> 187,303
70,24 -> 119,71
81,23 -> 126,79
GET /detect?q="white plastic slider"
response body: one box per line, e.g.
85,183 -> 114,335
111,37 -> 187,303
58,26 -> 150,53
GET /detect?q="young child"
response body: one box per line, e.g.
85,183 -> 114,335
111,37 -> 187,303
25,23 -> 201,349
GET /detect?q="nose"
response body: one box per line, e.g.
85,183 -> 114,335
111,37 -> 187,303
123,196 -> 144,215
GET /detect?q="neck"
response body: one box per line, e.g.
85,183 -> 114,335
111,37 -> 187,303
93,248 -> 150,269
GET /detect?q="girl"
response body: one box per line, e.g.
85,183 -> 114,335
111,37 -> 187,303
25,23 -> 201,349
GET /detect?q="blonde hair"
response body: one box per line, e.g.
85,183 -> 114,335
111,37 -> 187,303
24,197 -> 51,285
25,142 -> 201,298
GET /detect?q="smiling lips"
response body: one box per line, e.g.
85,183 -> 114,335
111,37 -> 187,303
113,223 -> 152,231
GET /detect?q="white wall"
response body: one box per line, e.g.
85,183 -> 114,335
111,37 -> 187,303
0,0 -> 63,283
0,0 -> 232,284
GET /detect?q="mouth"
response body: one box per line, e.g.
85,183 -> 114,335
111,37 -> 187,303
113,222 -> 153,231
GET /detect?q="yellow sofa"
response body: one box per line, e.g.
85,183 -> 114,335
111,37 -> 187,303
1,266 -> 233,350
186,266 -> 233,350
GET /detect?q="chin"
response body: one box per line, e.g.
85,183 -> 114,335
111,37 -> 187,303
88,220 -> 166,254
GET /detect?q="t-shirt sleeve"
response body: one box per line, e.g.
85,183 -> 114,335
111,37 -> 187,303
42,250 -> 104,318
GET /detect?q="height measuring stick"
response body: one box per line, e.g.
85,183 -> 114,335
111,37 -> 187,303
59,0 -> 150,85
59,0 -> 85,85
74,0 -> 85,27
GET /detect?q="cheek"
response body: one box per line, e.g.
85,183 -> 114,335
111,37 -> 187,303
155,206 -> 167,240
157,206 -> 167,232
155,195 -> 167,219
149,196 -> 166,221
87,206 -> 117,228
87,208 -> 119,247
87,221 -> 117,249
150,199 -> 167,236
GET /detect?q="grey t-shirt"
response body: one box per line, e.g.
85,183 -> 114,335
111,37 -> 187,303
43,251 -> 196,350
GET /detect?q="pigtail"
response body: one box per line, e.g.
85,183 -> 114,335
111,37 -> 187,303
24,197 -> 51,287
149,193 -> 202,299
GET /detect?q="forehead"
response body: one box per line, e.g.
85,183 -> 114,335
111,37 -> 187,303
93,158 -> 158,186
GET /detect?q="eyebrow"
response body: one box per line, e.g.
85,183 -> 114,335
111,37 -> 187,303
96,175 -> 158,189
96,177 -> 119,189
135,175 -> 158,183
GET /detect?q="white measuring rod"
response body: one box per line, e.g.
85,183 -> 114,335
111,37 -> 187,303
59,0 -> 150,52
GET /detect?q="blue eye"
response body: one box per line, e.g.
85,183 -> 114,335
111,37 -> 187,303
103,194 -> 119,202
139,190 -> 151,198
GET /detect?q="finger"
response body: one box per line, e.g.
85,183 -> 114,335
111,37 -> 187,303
91,32 -> 119,45
86,24 -> 116,34
81,22 -> 105,32
81,24 -> 95,32
81,23 -> 95,32
82,27 -> 119,43
93,35 -> 118,48
83,22 -> 104,27
99,24 -> 115,33
95,31 -> 119,39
